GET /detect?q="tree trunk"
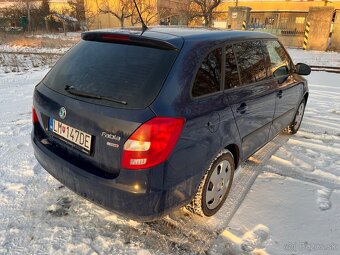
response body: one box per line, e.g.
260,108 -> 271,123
120,17 -> 124,28
63,21 -> 67,36
208,13 -> 213,27
204,14 -> 213,27
204,15 -> 209,27
45,19 -> 49,33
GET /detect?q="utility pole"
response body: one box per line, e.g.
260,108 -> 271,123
26,0 -> 31,32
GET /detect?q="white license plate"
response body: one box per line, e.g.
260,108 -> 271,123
49,119 -> 92,152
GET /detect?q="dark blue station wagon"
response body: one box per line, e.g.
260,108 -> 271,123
32,28 -> 310,221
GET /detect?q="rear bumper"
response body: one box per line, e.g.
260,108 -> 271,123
32,134 -> 191,222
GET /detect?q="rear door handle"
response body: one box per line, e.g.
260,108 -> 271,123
236,103 -> 248,114
277,90 -> 283,98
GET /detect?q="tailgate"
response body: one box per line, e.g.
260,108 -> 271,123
33,84 -> 155,177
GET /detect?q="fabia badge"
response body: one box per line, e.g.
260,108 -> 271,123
59,107 -> 67,120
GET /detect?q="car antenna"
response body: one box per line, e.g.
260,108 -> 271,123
133,0 -> 148,34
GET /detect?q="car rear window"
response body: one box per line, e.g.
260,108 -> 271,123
42,40 -> 178,109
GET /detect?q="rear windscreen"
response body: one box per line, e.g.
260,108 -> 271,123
43,40 -> 178,109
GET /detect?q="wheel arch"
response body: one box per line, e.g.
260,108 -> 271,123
225,143 -> 240,169
303,92 -> 309,103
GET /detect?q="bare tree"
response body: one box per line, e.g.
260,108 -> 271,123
178,1 -> 201,25
2,1 -> 50,31
96,0 -> 135,28
68,0 -> 96,30
130,0 -> 158,26
68,0 -> 86,22
157,0 -> 195,26
41,0 -> 50,18
189,0 -> 222,27
83,8 -> 97,29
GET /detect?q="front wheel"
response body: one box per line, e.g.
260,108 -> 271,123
185,150 -> 235,217
288,99 -> 306,134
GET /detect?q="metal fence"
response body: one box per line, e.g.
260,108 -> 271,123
249,11 -> 308,37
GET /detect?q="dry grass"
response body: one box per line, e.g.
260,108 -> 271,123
0,32 -> 79,49
0,32 -> 79,73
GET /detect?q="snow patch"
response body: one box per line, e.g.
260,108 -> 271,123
316,188 -> 332,211
227,174 -> 340,254
137,250 -> 152,255
288,48 -> 340,67
46,197 -> 72,217
209,225 -> 270,255
330,109 -> 340,115
240,225 -> 270,252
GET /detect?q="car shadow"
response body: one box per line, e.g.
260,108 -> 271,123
141,133 -> 291,254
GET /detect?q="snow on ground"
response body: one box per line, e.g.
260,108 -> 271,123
0,45 -> 70,55
27,32 -> 81,40
219,71 -> 340,254
287,48 -> 340,67
0,49 -> 339,254
0,53 -> 60,74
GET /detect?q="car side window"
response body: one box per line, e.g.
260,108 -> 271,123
264,40 -> 293,77
224,45 -> 240,89
192,48 -> 222,97
234,41 -> 270,85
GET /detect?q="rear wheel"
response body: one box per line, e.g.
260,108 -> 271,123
287,99 -> 306,134
186,150 -> 235,217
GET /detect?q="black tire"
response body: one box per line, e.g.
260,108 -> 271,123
287,99 -> 306,135
185,150 -> 235,217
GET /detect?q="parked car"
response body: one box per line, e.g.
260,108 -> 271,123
32,28 -> 311,221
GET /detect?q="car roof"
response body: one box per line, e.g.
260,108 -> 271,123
146,27 -> 276,41
84,27 -> 277,50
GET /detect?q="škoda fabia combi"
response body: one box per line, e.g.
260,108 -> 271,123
32,28 -> 310,221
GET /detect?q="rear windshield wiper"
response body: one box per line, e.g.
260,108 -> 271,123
65,85 -> 127,105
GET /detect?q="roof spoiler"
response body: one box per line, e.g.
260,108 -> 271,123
81,32 -> 179,51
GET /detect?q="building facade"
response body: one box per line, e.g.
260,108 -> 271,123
84,0 -> 340,30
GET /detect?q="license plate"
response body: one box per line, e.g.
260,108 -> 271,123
49,119 -> 92,152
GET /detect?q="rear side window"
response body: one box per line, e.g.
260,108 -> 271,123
264,40 -> 293,77
43,40 -> 178,109
234,41 -> 270,85
224,45 -> 240,89
192,48 -> 222,97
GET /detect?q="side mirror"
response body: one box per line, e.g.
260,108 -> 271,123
295,63 -> 311,76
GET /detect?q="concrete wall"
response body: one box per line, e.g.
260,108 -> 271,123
85,0 -> 158,29
330,11 -> 340,51
219,1 -> 340,13
306,7 -> 334,51
228,6 -> 252,30
278,35 -> 305,48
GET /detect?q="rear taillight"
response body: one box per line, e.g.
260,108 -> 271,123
32,106 -> 38,124
122,117 -> 185,170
